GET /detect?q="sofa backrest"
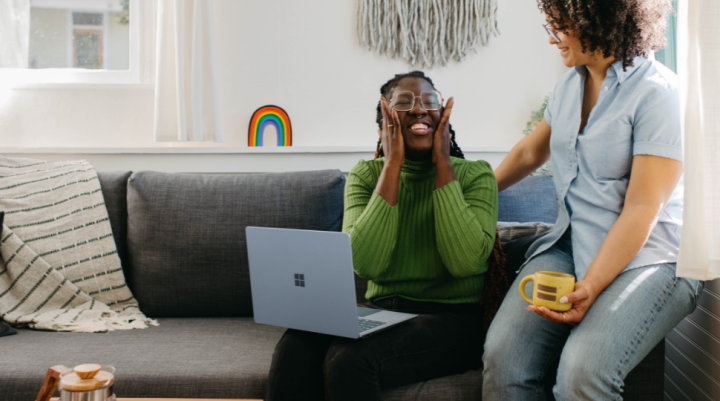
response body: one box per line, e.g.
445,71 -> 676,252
98,171 -> 132,272
122,170 -> 346,318
98,171 -> 556,312
497,175 -> 557,224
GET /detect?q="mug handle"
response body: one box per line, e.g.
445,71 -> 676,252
519,275 -> 534,305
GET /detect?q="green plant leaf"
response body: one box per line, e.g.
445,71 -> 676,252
523,92 -> 552,135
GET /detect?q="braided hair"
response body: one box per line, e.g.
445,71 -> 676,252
373,71 -> 510,332
374,71 -> 464,160
482,233 -> 510,332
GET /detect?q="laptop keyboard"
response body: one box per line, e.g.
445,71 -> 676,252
358,318 -> 386,333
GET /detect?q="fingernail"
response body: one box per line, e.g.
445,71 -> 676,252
560,296 -> 568,304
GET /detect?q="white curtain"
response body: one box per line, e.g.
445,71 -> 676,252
154,0 -> 224,142
0,0 -> 29,68
676,0 -> 720,280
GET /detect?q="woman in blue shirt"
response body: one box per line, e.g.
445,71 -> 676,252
483,1 -> 703,399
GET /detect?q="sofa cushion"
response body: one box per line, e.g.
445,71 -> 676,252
498,176 -> 557,224
0,321 -> 15,338
0,318 -> 662,401
1,316 -> 480,401
1,315 -> 484,401
382,369 -> 482,400
97,171 -> 132,278
0,210 -> 17,338
126,170 -> 346,318
0,318 -> 285,400
497,221 -> 552,242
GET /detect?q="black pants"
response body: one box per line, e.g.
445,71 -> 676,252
266,297 -> 484,401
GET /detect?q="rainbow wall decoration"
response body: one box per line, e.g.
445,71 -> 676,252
248,105 -> 292,147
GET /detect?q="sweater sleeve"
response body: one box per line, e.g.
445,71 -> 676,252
342,161 -> 399,280
433,161 -> 498,278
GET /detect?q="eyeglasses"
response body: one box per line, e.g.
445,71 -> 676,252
390,90 -> 443,112
543,23 -> 560,43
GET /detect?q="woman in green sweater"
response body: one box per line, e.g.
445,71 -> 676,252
266,71 -> 502,401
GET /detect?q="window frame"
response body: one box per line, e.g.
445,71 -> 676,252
0,0 -> 155,87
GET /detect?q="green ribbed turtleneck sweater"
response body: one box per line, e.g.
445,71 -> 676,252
342,157 -> 498,304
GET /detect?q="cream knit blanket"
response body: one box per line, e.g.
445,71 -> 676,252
0,156 -> 156,332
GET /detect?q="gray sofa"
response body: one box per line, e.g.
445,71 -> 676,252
1,169 -> 663,400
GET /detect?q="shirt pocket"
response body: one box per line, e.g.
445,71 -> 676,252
585,121 -> 634,180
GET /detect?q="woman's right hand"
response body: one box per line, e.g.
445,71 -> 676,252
380,97 -> 404,169
374,97 -> 404,206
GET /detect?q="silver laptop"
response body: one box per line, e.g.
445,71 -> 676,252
246,227 -> 417,339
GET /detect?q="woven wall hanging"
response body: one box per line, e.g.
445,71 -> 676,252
357,0 -> 499,68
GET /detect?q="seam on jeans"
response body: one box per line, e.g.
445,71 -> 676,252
610,267 -> 678,398
542,325 -> 574,401
695,281 -> 704,309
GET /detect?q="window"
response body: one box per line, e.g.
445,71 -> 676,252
26,1 -> 128,70
1,0 -> 154,86
656,0 -> 678,73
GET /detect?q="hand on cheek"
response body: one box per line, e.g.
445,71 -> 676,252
432,97 -> 454,166
380,97 -> 405,169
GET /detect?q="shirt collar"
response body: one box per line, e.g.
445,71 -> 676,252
574,53 -> 652,85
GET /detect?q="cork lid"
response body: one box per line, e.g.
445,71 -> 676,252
59,364 -> 114,392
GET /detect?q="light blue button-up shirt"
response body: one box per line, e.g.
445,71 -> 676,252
526,55 -> 684,280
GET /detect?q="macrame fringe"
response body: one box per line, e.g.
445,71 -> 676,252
358,0 -> 499,68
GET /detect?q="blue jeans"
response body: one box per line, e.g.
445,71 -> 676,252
483,233 -> 702,400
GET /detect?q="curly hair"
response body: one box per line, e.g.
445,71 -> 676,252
374,71 -> 464,159
538,0 -> 674,71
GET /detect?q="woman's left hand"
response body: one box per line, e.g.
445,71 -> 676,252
526,279 -> 600,325
432,97 -> 454,166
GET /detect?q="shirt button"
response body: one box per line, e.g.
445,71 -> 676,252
604,86 -> 609,91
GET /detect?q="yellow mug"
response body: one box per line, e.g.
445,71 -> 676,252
519,270 -> 575,312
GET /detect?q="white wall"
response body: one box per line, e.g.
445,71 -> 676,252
0,0 -> 569,172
